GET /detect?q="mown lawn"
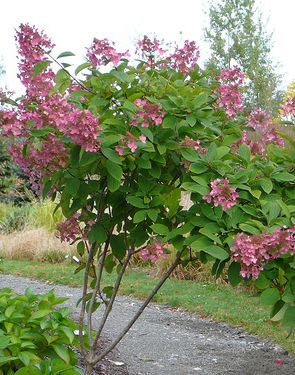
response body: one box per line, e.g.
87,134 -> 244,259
1,259 -> 294,353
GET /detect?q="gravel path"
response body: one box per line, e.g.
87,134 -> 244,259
1,274 -> 295,375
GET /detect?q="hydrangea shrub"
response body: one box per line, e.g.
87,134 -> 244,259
1,24 -> 295,372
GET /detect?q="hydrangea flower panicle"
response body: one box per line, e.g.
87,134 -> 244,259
131,99 -> 165,127
215,66 -> 244,118
57,213 -> 81,243
140,240 -> 168,262
87,38 -> 128,67
231,226 -> 295,279
168,40 -> 200,74
203,178 -> 239,211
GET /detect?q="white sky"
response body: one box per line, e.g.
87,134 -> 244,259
1,0 -> 294,94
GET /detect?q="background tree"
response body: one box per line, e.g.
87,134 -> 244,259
204,0 -> 282,113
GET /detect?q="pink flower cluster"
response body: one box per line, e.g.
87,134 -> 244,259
115,131 -> 146,155
248,107 -> 271,128
231,226 -> 295,279
10,134 -> 68,187
215,66 -> 244,118
168,40 -> 200,74
140,240 -> 167,262
57,213 -> 81,243
180,136 -> 206,154
42,96 -> 100,152
86,38 -> 128,67
136,35 -> 165,65
203,178 -> 239,211
282,96 -> 295,117
234,108 -> 284,156
16,23 -> 55,98
1,24 -> 102,186
131,99 -> 165,127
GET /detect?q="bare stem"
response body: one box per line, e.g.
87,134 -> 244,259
90,249 -> 184,365
87,236 -> 111,346
46,52 -> 95,94
79,242 -> 96,356
91,251 -> 133,352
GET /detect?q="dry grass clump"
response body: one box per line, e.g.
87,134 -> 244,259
0,228 -> 76,263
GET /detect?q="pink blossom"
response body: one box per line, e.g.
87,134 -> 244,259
231,226 -> 295,279
115,145 -> 125,156
203,178 -> 239,211
139,134 -> 147,143
131,98 -> 165,127
282,96 -> 295,117
180,136 -> 206,154
140,240 -> 168,262
248,108 -> 271,129
15,24 -> 55,98
136,35 -> 166,66
215,66 -> 244,118
126,131 -> 137,152
42,95 -> 101,152
57,213 -> 81,243
9,133 -> 68,188
87,38 -> 128,67
168,40 -> 200,74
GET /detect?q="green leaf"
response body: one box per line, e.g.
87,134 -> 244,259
75,62 -> 91,75
101,147 -> 122,164
30,309 -> 51,320
272,172 -> 295,182
33,60 -> 51,76
107,175 -> 121,192
52,344 -> 70,364
88,224 -> 107,245
239,223 -> 260,234
202,245 -> 229,261
283,306 -> 295,327
0,336 -> 10,349
191,236 -> 213,251
228,262 -> 242,287
181,148 -> 200,162
65,178 -> 80,197
260,178 -> 273,194
106,160 -> 123,181
216,146 -> 230,159
249,189 -> 261,199
254,273 -> 270,290
150,224 -> 169,235
126,196 -> 146,208
189,163 -> 208,174
60,326 -> 74,344
110,235 -> 126,260
57,51 -> 75,58
15,366 -> 42,375
146,209 -> 158,221
133,210 -> 147,223
239,143 -> 251,162
193,92 -> 208,109
260,288 -> 280,305
199,227 -> 222,245
181,182 -> 209,195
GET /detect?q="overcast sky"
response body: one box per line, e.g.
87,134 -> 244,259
1,0 -> 294,94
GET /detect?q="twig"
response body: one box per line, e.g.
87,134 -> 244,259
91,251 -> 133,352
46,52 -> 95,94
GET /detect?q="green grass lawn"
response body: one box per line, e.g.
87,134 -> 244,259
1,259 -> 294,354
